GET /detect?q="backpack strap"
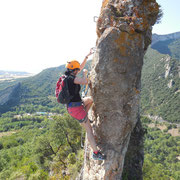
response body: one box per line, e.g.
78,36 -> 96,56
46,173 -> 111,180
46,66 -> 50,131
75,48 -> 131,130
68,74 -> 79,94
64,76 -> 70,93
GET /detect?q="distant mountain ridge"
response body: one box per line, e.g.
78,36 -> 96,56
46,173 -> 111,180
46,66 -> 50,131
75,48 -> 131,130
0,70 -> 31,76
152,32 -> 180,45
151,31 -> 180,59
0,70 -> 33,82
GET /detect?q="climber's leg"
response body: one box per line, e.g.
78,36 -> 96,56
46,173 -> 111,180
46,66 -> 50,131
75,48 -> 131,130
81,118 -> 98,152
81,118 -> 106,160
82,97 -> 93,112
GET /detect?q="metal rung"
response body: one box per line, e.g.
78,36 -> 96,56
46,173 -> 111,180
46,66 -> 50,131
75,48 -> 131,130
93,16 -> 98,22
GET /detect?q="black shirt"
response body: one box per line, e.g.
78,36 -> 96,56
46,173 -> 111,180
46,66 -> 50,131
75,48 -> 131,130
66,75 -> 81,102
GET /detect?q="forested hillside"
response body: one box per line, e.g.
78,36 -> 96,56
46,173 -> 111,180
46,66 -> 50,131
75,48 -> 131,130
0,61 -> 92,115
141,48 -> 180,123
0,66 -> 64,114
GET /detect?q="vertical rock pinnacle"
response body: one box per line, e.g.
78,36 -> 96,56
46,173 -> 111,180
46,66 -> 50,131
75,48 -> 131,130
82,0 -> 159,179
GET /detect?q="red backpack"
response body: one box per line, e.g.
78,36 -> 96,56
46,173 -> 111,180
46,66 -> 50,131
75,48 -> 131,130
55,75 -> 73,104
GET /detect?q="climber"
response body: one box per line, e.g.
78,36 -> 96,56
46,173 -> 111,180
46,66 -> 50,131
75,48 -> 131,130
65,48 -> 106,161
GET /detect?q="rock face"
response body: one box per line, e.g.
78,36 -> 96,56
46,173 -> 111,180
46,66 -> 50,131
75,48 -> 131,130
122,116 -> 144,180
82,0 -> 159,179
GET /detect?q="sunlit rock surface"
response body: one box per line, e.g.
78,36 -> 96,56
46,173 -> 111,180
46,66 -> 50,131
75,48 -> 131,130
82,0 -> 159,179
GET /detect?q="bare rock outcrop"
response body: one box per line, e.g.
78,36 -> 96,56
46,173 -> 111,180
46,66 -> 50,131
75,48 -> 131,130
167,79 -> 174,88
82,0 -> 160,179
164,56 -> 171,78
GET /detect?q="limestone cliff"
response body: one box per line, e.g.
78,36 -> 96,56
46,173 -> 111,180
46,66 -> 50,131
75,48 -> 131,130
82,0 -> 159,179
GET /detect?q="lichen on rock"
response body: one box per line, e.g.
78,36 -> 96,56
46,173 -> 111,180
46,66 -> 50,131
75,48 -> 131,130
81,0 -> 160,179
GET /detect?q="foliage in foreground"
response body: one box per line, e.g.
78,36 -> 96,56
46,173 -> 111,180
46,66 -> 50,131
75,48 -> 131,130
0,113 -> 84,179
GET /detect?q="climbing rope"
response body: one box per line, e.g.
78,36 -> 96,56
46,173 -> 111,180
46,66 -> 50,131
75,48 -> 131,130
81,128 -> 85,148
81,72 -> 89,148
81,47 -> 96,149
81,47 -> 96,98
81,76 -> 89,98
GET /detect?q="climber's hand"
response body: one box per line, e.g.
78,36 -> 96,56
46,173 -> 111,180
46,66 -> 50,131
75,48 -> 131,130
83,69 -> 88,76
86,48 -> 95,57
90,47 -> 95,54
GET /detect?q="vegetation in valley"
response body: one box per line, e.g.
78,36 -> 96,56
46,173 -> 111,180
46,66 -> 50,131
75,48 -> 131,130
142,116 -> 180,180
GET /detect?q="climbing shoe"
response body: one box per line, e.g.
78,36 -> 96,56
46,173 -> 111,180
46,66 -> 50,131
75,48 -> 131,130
93,151 -> 106,160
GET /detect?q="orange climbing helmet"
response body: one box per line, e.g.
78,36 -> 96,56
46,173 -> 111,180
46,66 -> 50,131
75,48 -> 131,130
66,60 -> 80,70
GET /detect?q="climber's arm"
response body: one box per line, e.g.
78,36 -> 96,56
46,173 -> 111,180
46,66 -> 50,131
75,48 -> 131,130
74,76 -> 88,85
79,48 -> 94,73
79,56 -> 88,73
74,69 -> 88,85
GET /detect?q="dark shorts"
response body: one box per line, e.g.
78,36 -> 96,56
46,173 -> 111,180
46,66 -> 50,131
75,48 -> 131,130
67,102 -> 88,123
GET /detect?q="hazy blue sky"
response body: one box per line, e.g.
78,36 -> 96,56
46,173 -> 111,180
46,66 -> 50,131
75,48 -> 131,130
153,0 -> 180,34
0,0 -> 179,74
